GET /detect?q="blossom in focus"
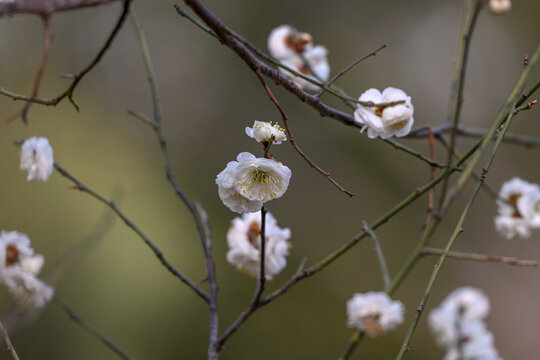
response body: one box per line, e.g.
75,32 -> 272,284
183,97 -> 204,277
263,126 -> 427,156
216,152 -> 292,213
279,45 -> 331,92
494,177 -> 540,239
346,292 -> 404,337
354,87 -> 414,139
226,211 -> 291,280
488,0 -> 511,14
20,136 -> 54,182
428,287 -> 501,360
0,231 -> 54,308
267,25 -> 313,60
245,121 -> 287,144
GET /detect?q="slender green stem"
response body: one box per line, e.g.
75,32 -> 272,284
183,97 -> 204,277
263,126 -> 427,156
54,163 -> 210,303
0,320 -> 19,360
438,0 -> 482,209
54,297 -> 133,360
338,330 -> 364,360
363,221 -> 391,291
420,247 -> 537,267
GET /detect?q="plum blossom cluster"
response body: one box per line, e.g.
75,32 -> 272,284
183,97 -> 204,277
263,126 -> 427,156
428,287 -> 501,360
494,177 -> 540,239
267,25 -> 330,92
354,87 -> 415,139
245,120 -> 287,144
226,211 -> 291,280
20,136 -> 54,182
346,292 -> 404,337
0,231 -> 54,308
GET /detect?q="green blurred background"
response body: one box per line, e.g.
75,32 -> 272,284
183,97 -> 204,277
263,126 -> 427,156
0,0 -> 539,358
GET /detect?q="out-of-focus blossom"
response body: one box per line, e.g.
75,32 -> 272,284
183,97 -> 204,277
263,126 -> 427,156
245,121 -> 287,144
216,152 -> 292,213
354,87 -> 414,139
20,136 -> 54,182
489,0 -> 511,15
279,45 -> 330,92
268,25 -> 313,60
346,292 -> 404,337
226,211 -> 291,280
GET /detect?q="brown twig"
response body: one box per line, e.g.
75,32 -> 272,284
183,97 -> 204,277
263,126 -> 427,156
254,69 -> 354,197
316,44 -> 386,98
0,320 -> 19,360
0,0 -> 120,16
423,128 -> 436,229
0,0 -> 132,111
6,15 -> 52,124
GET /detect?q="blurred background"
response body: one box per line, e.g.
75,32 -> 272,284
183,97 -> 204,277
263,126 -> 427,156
0,0 -> 539,358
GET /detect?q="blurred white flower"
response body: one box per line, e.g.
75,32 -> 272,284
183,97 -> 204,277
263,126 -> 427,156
216,152 -> 292,213
494,177 -> 540,239
489,0 -> 511,15
346,292 -> 404,337
0,231 -> 53,308
20,136 -> 54,182
267,25 -> 313,60
354,87 -> 414,139
279,45 -> 330,92
245,121 -> 287,144
429,287 -> 500,360
226,211 -> 291,280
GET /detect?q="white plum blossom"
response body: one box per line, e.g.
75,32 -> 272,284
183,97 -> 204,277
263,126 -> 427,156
226,211 -> 291,280
354,87 -> 414,139
0,231 -> 54,308
267,25 -> 313,60
346,292 -> 404,337
216,152 -> 292,213
20,136 -> 54,182
279,45 -> 330,92
494,177 -> 540,239
245,121 -> 287,144
429,287 -> 501,360
489,0 -> 511,15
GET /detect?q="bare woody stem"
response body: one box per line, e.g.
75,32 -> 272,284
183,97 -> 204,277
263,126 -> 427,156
54,297 -> 133,360
338,330 -> 364,360
53,163 -> 210,303
0,0 -> 121,16
420,248 -> 537,267
0,0 -> 133,111
0,320 -> 19,360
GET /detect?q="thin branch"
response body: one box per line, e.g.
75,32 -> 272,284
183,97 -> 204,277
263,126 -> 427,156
420,247 -> 537,267
362,221 -> 391,291
317,44 -> 386,98
0,320 -> 19,360
0,0 -> 120,16
437,0 -> 483,211
0,0 -> 133,111
53,163 -> 210,303
252,207 -> 267,305
254,69 -> 354,197
455,127 -> 540,148
338,330 -> 364,360
54,297 -> 133,360
6,14 -> 52,124
423,128 -> 436,229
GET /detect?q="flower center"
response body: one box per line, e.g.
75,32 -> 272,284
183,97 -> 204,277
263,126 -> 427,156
247,221 -> 261,248
6,244 -> 19,267
237,169 -> 281,200
363,314 -> 383,336
508,193 -> 521,217
285,33 -> 310,52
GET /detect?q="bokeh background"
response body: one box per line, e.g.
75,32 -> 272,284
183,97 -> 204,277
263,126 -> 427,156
0,0 -> 539,358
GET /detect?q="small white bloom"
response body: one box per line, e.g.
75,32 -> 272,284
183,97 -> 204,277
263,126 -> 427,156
494,177 -> 539,239
226,211 -> 291,280
279,45 -> 330,92
267,25 -> 313,60
0,231 -> 53,308
442,322 -> 502,360
429,287 -> 490,348
245,121 -> 287,144
216,152 -> 292,213
489,0 -> 511,15
354,87 -> 414,139
20,136 -> 54,182
346,292 -> 404,337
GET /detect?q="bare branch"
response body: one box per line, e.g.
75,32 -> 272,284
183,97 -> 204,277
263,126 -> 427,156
0,0 -> 120,17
